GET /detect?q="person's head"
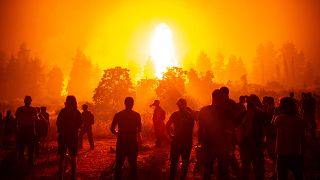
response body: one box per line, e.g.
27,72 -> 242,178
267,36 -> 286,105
125,97 -> 134,110
6,110 -> 11,116
176,98 -> 187,110
82,104 -> 88,111
279,97 -> 297,115
290,92 -> 294,98
239,96 -> 246,104
150,100 -> 160,107
211,89 -> 224,106
40,106 -> 47,113
220,86 -> 229,98
65,96 -> 77,109
246,94 -> 261,109
24,96 -> 32,106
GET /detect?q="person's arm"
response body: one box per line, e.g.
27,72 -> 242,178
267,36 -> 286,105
198,110 -> 205,144
166,114 -> 174,139
110,113 -> 119,135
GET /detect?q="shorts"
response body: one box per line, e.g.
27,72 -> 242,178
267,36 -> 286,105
58,135 -> 78,156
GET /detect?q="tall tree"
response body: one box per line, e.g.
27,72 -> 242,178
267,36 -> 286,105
67,50 -> 96,101
156,67 -> 187,112
46,66 -> 64,98
93,67 -> 134,113
196,52 -> 212,75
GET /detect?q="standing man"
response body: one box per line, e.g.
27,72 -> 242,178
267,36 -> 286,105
79,104 -> 95,150
36,106 -> 50,153
56,96 -> 82,180
198,89 -> 229,180
111,97 -> 142,180
150,100 -> 166,147
15,96 -> 38,165
166,98 -> 194,180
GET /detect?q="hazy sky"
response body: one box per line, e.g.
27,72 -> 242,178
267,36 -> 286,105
1,0 -> 319,72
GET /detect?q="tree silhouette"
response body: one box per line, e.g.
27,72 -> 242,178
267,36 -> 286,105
93,67 -> 134,113
67,50 -> 97,101
46,66 -> 64,98
196,51 -> 212,75
225,55 -> 247,83
156,67 -> 187,113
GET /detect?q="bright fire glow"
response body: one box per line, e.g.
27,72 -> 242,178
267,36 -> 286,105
150,23 -> 177,78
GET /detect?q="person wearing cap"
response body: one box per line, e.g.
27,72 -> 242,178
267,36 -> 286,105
111,97 -> 142,180
78,104 -> 95,150
56,96 -> 82,180
150,100 -> 167,147
166,98 -> 194,180
15,96 -> 38,165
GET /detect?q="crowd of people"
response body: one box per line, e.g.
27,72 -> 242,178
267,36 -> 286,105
0,87 -> 318,180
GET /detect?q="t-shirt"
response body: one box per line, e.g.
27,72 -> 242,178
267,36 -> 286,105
82,111 -> 94,127
15,106 -> 38,129
56,108 -> 82,138
111,109 -> 142,138
274,114 -> 305,155
168,109 -> 194,143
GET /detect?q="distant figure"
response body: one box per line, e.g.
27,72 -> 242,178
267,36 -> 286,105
111,97 -> 142,180
302,92 -> 317,138
198,89 -> 229,180
79,104 -> 95,150
36,106 -> 50,154
238,94 -> 265,180
56,96 -> 82,180
274,97 -> 305,180
238,96 -> 247,113
166,98 -> 194,180
15,96 -> 38,165
2,110 -> 16,148
263,96 -> 277,161
150,100 -> 167,147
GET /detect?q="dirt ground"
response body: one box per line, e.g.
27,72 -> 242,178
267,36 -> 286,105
0,135 -> 319,180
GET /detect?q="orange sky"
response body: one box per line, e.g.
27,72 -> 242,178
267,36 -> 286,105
0,0 -> 319,72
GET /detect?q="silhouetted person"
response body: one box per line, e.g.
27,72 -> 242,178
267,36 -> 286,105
150,100 -> 167,147
238,96 -> 247,113
302,92 -> 317,138
238,94 -> 265,180
274,97 -> 305,180
2,110 -> 16,148
36,106 -> 49,154
39,106 -> 49,147
220,86 -> 240,178
111,97 -> 142,180
198,89 -> 229,180
56,96 -> 82,180
166,98 -> 194,180
15,96 -> 38,165
79,104 -> 94,150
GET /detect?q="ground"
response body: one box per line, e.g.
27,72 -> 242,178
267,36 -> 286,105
0,136 -> 319,180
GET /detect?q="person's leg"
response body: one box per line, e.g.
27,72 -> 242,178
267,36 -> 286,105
203,149 -> 214,180
277,155 -> 289,180
252,150 -> 265,180
27,134 -> 35,165
87,127 -> 94,150
169,143 -> 180,180
58,154 -> 65,180
78,129 -> 85,149
217,152 -> 230,179
127,142 -> 139,180
70,155 -> 77,180
290,155 -> 303,180
240,146 -> 250,180
115,142 -> 126,180
180,143 -> 192,180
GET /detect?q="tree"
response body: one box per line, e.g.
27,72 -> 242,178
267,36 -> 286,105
46,66 -> 64,98
67,50 -> 97,101
196,51 -> 212,75
93,67 -> 134,113
225,55 -> 247,83
156,67 -> 187,113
